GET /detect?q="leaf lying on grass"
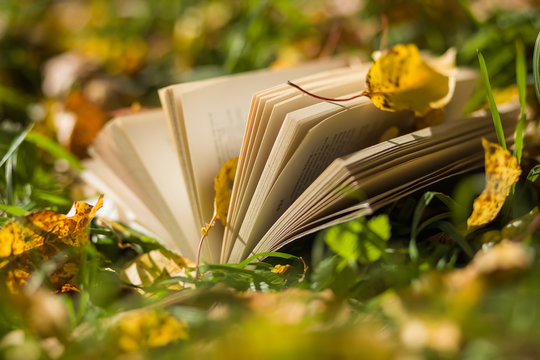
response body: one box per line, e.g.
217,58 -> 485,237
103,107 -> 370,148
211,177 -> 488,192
0,195 -> 103,293
467,139 -> 521,228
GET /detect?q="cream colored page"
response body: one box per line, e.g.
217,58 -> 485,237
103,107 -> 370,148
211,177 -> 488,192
82,158 -> 178,252
94,119 -> 199,258
237,89 -> 366,242
164,60 -> 348,230
236,69 -> 367,216
232,102 -> 415,260
116,110 -> 201,258
229,67 -> 356,229
224,68 -> 370,261
228,65 -> 358,230
257,105 -> 517,254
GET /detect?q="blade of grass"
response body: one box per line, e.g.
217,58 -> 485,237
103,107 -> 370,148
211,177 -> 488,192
533,31 -> 540,106
26,132 -> 83,171
477,50 -> 506,150
0,122 -> 34,168
514,39 -> 527,164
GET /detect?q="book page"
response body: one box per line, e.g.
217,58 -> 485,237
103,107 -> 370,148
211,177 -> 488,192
228,101 -> 416,262
159,59 -> 349,233
115,110 -> 201,258
224,66 -> 369,261
91,111 -> 199,258
251,104 -> 519,256
82,157 -> 176,251
227,66 -> 365,234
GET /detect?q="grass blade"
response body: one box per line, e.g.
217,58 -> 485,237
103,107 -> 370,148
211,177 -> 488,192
0,122 -> 34,168
534,31 -> 540,106
477,50 -> 506,150
514,39 -> 527,164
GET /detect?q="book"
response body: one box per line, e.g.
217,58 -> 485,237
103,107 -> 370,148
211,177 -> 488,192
83,56 -> 519,264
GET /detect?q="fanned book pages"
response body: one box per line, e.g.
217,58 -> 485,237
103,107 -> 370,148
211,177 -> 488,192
84,56 -> 519,264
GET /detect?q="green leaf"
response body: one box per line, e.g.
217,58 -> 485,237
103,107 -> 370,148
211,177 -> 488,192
477,50 -> 506,150
514,39 -> 527,164
410,192 -> 461,261
324,215 -> 390,265
0,204 -> 28,216
367,215 -> 391,241
533,30 -> 540,106
236,251 -> 298,269
527,165 -> 540,182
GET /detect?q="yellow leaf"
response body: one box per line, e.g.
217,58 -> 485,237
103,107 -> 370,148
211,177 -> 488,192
366,44 -> 456,116
0,195 -> 104,293
467,140 -> 521,227
112,309 -> 188,353
271,264 -> 292,275
213,157 -> 238,226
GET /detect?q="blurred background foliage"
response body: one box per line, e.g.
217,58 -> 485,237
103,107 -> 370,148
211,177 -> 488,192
1,1 -> 540,359
0,0 -> 538,211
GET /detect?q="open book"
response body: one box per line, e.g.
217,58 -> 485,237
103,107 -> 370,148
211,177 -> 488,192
84,57 -> 519,264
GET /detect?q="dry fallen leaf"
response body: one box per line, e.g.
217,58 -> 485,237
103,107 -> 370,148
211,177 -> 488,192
467,139 -> 521,227
64,91 -> 107,158
366,44 -> 456,116
111,309 -> 188,353
0,195 -> 104,293
213,157 -> 238,226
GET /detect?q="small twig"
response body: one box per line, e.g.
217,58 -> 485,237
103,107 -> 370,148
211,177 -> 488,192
96,217 -> 131,249
287,81 -> 367,102
195,212 -> 218,279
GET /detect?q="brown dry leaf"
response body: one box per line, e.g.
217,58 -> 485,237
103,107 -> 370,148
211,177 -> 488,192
213,157 -> 238,226
366,44 -> 456,116
0,195 -> 104,293
64,91 -> 107,158
467,139 -> 521,227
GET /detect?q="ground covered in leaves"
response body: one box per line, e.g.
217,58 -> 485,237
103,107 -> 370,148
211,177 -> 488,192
2,1 -> 540,359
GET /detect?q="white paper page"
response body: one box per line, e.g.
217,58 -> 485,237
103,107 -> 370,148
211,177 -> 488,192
159,59 -> 349,233
82,155 -> 177,252
92,117 -> 199,258
224,68 -> 369,261
230,102 -> 415,261
227,66 -> 364,237
253,103 -> 518,255
116,110 -> 201,259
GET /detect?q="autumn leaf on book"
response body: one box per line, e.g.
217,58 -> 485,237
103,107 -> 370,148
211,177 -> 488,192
288,43 -> 456,116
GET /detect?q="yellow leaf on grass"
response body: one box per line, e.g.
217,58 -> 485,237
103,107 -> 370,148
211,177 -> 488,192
0,195 -> 103,293
467,140 -> 521,227
112,309 -> 188,353
213,157 -> 238,226
366,44 -> 456,116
